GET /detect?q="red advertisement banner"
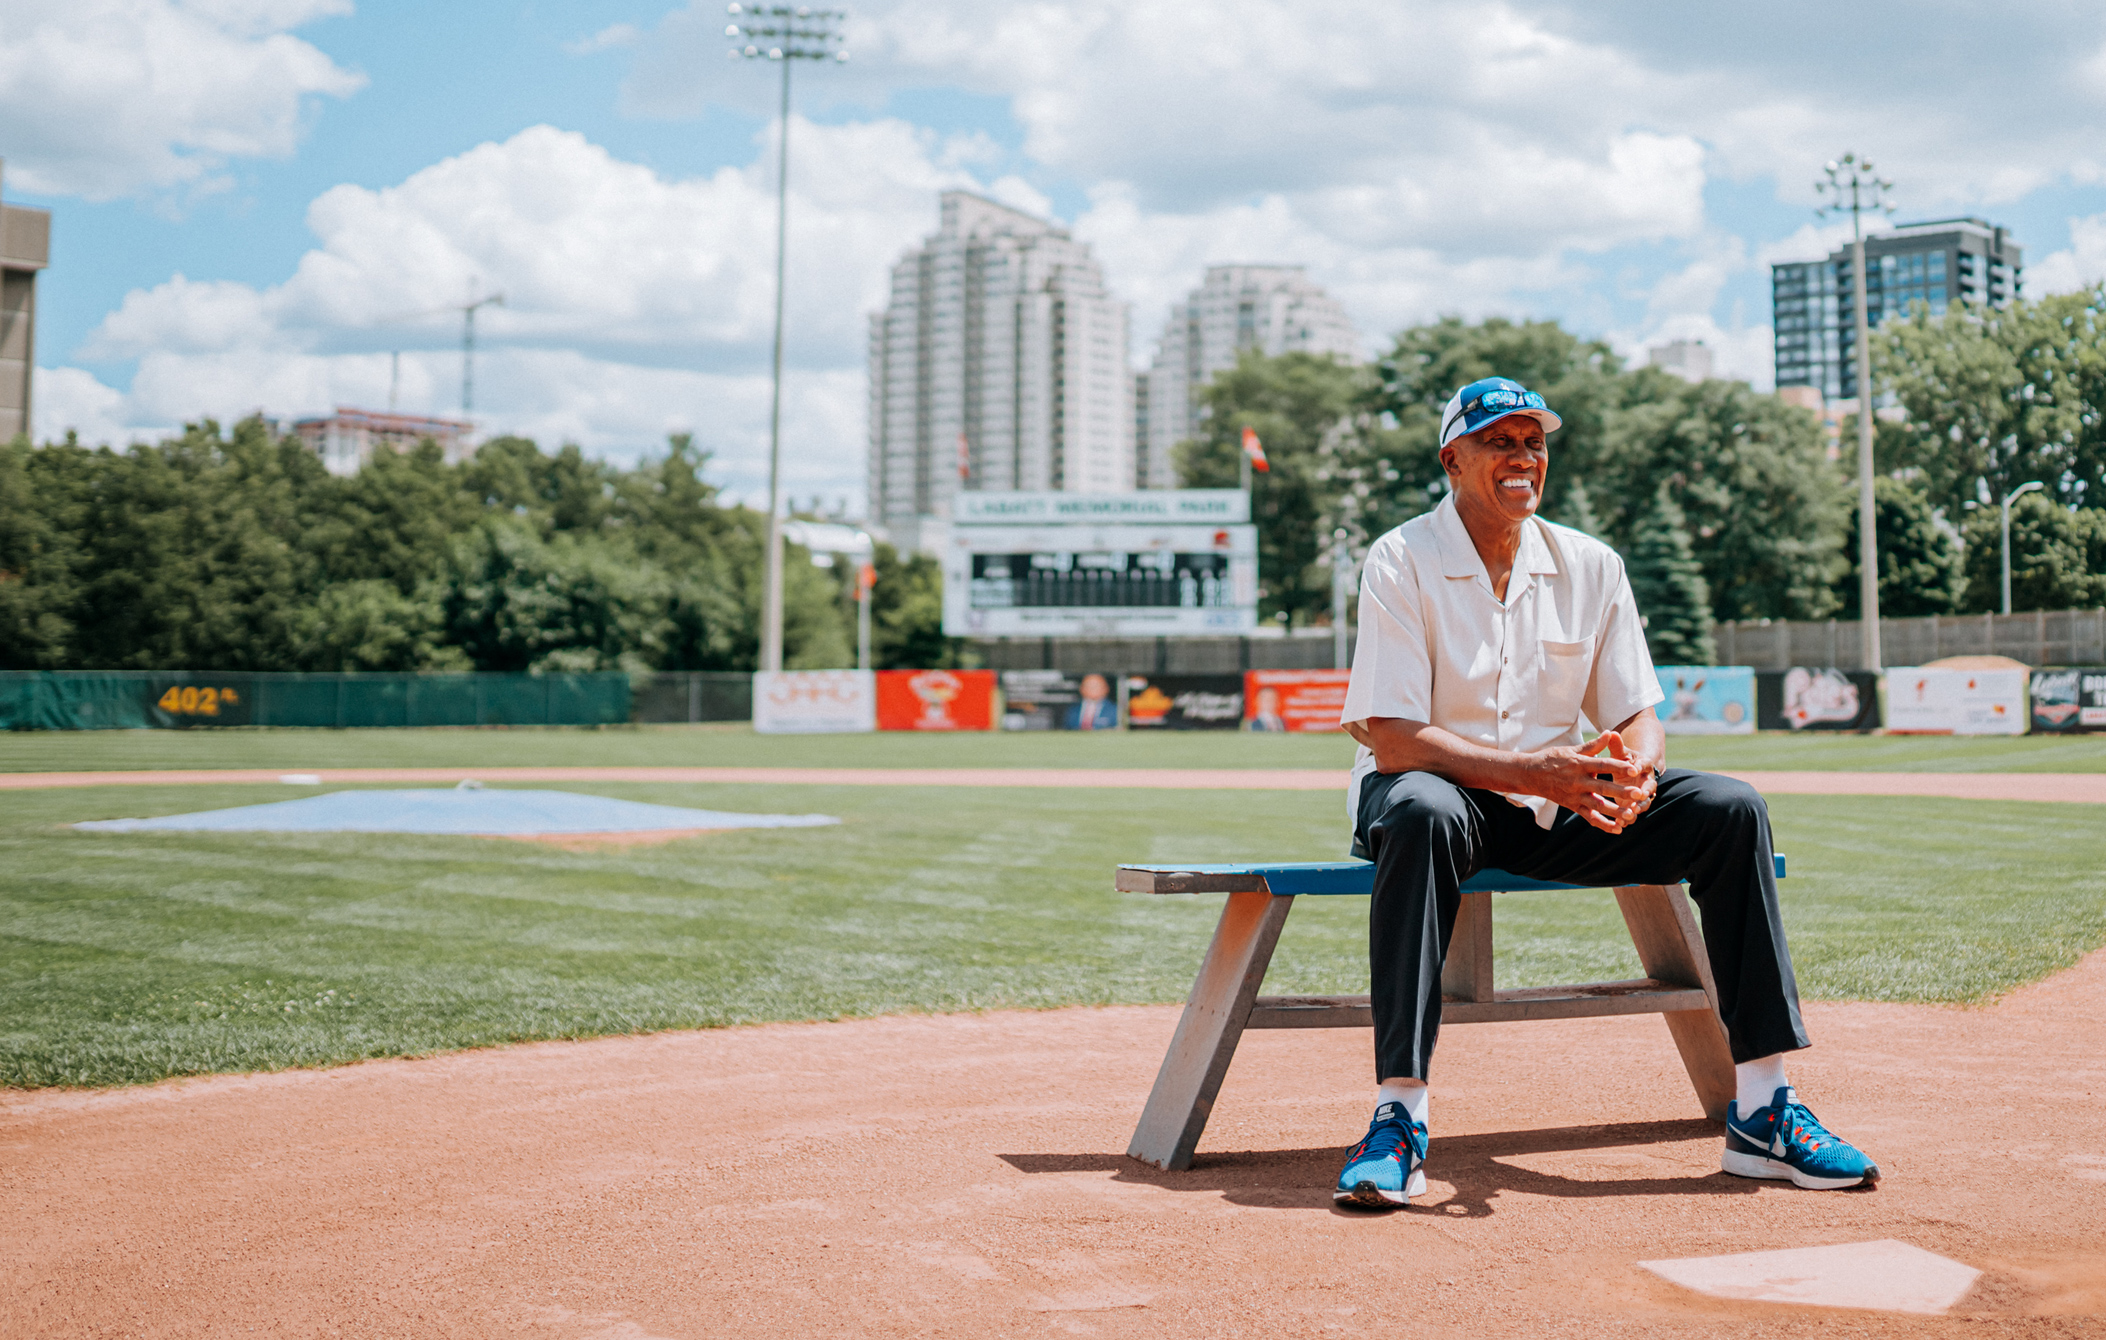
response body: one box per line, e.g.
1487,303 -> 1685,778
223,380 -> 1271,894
875,669 -> 997,731
1243,669 -> 1352,733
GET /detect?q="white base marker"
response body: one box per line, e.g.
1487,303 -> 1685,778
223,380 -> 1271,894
1640,1239 -> 1980,1316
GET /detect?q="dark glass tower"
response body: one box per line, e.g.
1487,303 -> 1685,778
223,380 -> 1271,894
1773,218 -> 2022,401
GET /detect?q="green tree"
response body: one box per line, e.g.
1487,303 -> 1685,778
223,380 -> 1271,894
291,579 -> 463,672
431,518 -> 674,673
0,434 -> 85,668
1627,483 -> 1717,665
1878,287 -> 2106,516
56,417 -> 324,670
864,542 -> 961,669
303,439 -> 479,594
1958,493 -> 2106,612
1552,479 -> 1607,538
1837,476 -> 1964,618
1175,350 -> 1366,627
1596,377 -> 1851,621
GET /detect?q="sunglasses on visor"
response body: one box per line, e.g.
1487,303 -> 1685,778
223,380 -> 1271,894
1461,388 -> 1546,418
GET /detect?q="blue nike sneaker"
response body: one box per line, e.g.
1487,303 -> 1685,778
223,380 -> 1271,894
1722,1085 -> 1881,1189
1333,1101 -> 1428,1207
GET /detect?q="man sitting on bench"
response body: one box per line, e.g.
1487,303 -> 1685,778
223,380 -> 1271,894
1332,376 -> 1880,1208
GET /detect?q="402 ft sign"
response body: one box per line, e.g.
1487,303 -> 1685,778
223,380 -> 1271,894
145,677 -> 255,727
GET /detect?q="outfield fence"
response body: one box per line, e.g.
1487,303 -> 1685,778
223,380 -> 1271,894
0,671 -> 630,731
629,672 -> 754,724
1718,608 -> 2106,670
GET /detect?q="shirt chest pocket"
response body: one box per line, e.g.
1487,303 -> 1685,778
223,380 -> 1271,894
1534,635 -> 1597,725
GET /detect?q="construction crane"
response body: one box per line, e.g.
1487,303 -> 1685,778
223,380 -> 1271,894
378,281 -> 504,417
456,285 -> 503,417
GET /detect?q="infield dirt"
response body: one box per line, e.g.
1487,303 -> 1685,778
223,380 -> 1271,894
5,948 -> 2102,1338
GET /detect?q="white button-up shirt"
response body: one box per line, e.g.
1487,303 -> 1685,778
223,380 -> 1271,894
1341,494 -> 1663,829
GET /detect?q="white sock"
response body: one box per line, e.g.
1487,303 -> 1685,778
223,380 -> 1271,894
1734,1055 -> 1790,1116
1374,1078 -> 1429,1127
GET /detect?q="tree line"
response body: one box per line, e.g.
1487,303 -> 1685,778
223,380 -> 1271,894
0,423 -> 955,673
1181,306 -> 2106,666
7,306 -> 2104,675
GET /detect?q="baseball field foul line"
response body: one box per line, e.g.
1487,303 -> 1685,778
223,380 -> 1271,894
0,765 -> 2100,803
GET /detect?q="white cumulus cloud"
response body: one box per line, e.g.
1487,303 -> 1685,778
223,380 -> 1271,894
0,0 -> 364,200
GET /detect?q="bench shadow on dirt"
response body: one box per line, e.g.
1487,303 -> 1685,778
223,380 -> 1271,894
1001,1117 -> 1780,1218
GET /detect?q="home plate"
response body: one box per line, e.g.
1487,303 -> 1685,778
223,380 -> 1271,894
1640,1239 -> 1980,1315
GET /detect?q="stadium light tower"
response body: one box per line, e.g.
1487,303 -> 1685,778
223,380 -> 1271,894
1816,153 -> 1895,671
727,4 -> 849,673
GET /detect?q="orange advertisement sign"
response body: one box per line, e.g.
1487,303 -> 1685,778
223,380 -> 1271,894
875,669 -> 997,731
1243,669 -> 1352,733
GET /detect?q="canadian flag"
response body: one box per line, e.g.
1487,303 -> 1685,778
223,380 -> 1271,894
1240,426 -> 1270,472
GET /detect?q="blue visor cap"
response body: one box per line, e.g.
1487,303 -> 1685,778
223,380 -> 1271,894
1439,377 -> 1563,448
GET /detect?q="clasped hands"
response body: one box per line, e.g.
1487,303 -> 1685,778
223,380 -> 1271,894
1520,730 -> 1655,834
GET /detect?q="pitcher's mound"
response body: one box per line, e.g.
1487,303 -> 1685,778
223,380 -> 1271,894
71,787 -> 839,837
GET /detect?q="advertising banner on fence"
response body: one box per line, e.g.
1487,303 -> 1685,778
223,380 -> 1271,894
1121,673 -> 1245,730
1885,668 -> 2029,735
752,670 -> 876,734
998,670 -> 1119,730
875,669 -> 997,731
1242,669 -> 1351,732
1654,666 -> 1756,735
2029,668 -> 2106,732
1756,668 -> 1881,731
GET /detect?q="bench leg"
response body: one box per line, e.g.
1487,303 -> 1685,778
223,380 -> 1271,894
1613,883 -> 1735,1122
1127,890 -> 1295,1171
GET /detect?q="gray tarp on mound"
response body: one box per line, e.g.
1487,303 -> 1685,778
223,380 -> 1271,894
74,789 -> 841,836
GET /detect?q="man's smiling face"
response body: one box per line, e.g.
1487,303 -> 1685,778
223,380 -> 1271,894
1442,415 -> 1549,526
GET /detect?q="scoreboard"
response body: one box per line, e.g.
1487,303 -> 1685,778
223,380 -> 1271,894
940,492 -> 1258,638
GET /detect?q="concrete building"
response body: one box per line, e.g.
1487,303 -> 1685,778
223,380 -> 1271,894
1,163 -> 52,442
291,406 -> 474,476
1647,338 -> 1713,383
1136,265 -> 1359,490
867,191 -> 1132,554
1773,217 -> 2022,401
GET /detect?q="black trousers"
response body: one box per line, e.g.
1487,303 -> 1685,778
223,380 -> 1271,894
1355,768 -> 1810,1082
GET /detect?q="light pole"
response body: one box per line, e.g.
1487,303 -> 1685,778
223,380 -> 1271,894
727,5 -> 848,673
2001,481 -> 2045,615
1331,528 -> 1352,670
1816,153 -> 1894,671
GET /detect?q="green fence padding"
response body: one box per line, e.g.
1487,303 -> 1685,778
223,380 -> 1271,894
0,671 -> 630,730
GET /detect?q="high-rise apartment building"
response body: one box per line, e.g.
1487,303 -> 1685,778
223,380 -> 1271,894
1,162 -> 52,442
867,191 -> 1131,554
1647,338 -> 1713,383
1773,217 -> 2022,401
1135,265 -> 1359,490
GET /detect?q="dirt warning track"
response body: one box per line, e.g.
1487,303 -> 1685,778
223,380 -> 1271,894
5,950 -> 2103,1337
3,763 -> 2103,803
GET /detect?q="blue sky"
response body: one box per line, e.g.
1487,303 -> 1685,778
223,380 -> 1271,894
12,0 -> 2106,509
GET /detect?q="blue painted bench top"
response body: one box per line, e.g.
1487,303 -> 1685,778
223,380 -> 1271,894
1120,855 -> 1785,897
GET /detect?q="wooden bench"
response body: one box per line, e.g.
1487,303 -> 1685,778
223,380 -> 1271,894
1117,856 -> 1786,1171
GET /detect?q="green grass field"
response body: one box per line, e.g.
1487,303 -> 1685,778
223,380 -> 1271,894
3,722 -> 2106,773
5,771 -> 2103,1088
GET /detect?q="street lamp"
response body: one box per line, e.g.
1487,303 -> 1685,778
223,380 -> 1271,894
727,4 -> 849,673
1330,527 -> 1353,670
2001,481 -> 2045,615
1816,153 -> 1895,671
